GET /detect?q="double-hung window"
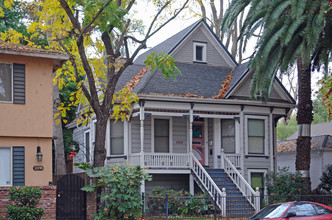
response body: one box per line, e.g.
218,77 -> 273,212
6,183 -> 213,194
0,63 -> 13,102
110,121 -> 124,155
247,118 -> 266,154
154,119 -> 170,153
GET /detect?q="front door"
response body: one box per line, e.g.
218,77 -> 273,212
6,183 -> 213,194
192,122 -> 205,164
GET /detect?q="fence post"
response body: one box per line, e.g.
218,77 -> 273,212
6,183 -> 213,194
214,193 -> 217,220
166,194 -> 168,219
222,188 -> 227,217
255,187 -> 261,212
141,193 -> 145,218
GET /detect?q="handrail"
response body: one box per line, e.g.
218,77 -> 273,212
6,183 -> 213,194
221,150 -> 260,211
191,152 -> 226,216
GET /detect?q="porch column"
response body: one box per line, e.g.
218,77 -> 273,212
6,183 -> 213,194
269,112 -> 274,172
240,110 -> 245,173
140,102 -> 145,193
189,107 -> 193,155
213,119 -> 221,168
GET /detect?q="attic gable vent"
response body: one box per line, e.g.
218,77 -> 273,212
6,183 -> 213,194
193,42 -> 207,63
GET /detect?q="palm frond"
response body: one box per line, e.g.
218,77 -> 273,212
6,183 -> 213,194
222,0 -> 251,35
266,0 -> 291,26
284,15 -> 306,45
280,31 -> 303,72
292,0 -> 309,20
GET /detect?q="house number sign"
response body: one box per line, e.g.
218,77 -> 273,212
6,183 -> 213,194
33,165 -> 44,171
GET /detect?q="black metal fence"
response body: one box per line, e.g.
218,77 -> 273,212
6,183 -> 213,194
141,194 -> 332,219
142,194 -> 255,219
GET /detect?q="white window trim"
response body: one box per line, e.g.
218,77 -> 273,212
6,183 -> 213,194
0,63 -> 13,103
0,147 -> 13,186
193,42 -> 207,63
151,116 -> 173,153
84,130 -> 92,163
248,169 -> 268,196
245,115 -> 269,156
109,120 -> 125,156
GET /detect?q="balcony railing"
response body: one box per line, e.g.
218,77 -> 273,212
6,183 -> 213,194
128,153 -> 191,168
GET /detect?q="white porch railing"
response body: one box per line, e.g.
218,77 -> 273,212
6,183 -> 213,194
191,152 -> 227,216
221,149 -> 260,212
225,154 -> 241,168
144,153 -> 191,168
128,153 -> 191,168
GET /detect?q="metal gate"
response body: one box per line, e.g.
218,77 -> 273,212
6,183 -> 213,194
56,174 -> 86,220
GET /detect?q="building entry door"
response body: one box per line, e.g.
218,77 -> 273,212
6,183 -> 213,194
192,122 -> 205,164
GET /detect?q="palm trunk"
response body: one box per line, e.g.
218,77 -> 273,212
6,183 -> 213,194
295,56 -> 313,194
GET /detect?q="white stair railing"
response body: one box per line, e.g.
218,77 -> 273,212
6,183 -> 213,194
221,149 -> 260,212
191,152 -> 227,216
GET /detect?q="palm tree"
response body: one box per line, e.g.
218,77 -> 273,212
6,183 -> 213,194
222,0 -> 332,193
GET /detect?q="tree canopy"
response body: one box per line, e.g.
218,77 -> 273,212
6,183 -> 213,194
0,0 -> 189,168
222,0 -> 332,102
222,0 -> 332,193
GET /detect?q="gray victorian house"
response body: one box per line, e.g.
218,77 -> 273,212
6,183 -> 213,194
69,20 -> 295,215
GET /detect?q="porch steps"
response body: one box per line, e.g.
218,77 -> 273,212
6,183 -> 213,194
194,169 -> 255,217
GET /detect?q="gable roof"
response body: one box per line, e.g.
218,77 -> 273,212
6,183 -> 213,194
224,62 -> 296,104
134,21 -> 199,65
135,20 -> 237,67
118,20 -> 237,98
116,20 -> 294,105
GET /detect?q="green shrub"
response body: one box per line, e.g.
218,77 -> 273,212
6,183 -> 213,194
265,167 -> 303,196
6,187 -> 44,220
314,164 -> 332,194
77,163 -> 151,220
264,167 -> 303,204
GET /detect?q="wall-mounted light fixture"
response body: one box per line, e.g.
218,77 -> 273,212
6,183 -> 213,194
36,146 -> 43,162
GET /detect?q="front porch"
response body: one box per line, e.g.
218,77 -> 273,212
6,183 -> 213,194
127,151 -> 261,216
128,152 -> 241,170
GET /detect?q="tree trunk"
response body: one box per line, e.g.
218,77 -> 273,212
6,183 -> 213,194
93,115 -> 108,167
295,56 -> 313,194
53,72 -> 67,176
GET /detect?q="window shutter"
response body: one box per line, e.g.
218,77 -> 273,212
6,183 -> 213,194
13,146 -> 25,186
13,64 -> 25,104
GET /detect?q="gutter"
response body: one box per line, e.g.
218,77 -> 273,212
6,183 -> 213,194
138,94 -> 296,109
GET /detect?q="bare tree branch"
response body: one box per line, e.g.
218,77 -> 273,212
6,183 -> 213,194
198,0 -> 206,20
147,0 -> 190,39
